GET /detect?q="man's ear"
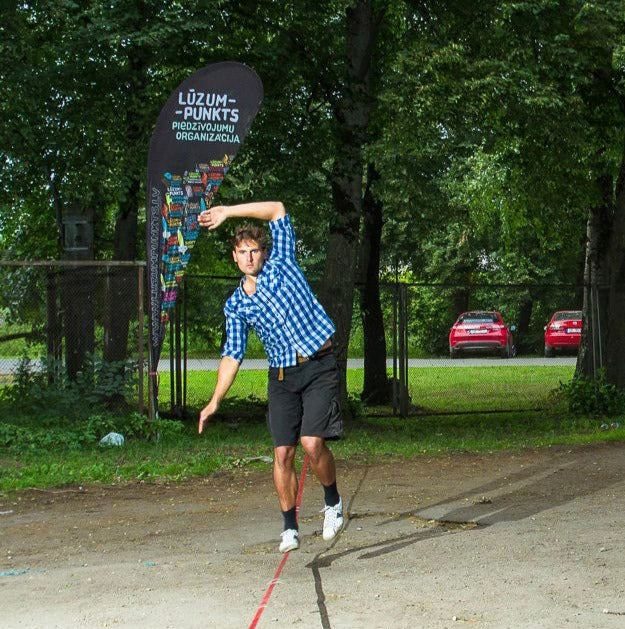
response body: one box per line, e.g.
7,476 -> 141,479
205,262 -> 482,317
232,250 -> 237,263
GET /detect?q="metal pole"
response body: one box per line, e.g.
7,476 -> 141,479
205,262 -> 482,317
137,264 -> 144,415
0,260 -> 145,267
589,281 -> 597,379
175,296 -> 182,416
46,269 -> 60,384
183,276 -> 188,418
392,280 -> 398,415
594,284 -> 603,370
403,285 -> 409,413
148,354 -> 156,422
169,316 -> 175,413
398,284 -> 408,418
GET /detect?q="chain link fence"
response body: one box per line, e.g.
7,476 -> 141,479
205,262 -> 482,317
1,262 -> 598,419
387,282 -> 587,416
160,275 -> 593,418
0,261 -> 146,413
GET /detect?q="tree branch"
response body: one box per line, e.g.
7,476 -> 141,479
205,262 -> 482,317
229,2 -> 341,109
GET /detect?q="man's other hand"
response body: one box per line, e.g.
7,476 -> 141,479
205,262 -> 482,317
198,400 -> 219,434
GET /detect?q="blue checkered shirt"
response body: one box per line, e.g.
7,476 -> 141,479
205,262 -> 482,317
221,214 -> 335,367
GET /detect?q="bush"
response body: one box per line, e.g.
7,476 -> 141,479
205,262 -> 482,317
0,353 -> 137,421
0,412 -> 184,452
558,371 -> 625,417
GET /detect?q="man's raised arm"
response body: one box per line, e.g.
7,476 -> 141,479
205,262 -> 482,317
199,201 -> 285,230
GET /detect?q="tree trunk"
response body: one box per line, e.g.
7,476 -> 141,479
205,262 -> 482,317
359,163 -> 391,404
103,21 -> 149,365
604,138 -> 625,387
576,175 -> 612,379
516,297 -> 533,354
318,0 -> 381,416
320,166 -> 363,414
451,287 -> 470,319
103,180 -> 140,363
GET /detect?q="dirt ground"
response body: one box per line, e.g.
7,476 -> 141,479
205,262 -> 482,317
2,442 -> 625,629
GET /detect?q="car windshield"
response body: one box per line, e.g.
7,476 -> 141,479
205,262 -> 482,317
458,312 -> 498,323
554,311 -> 582,321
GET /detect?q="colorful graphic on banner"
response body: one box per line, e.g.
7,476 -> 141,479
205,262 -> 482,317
159,158 -> 229,324
146,62 -> 263,415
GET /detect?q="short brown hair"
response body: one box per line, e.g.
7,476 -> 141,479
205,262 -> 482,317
231,224 -> 270,251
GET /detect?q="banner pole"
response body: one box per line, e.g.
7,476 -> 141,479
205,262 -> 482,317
148,352 -> 157,422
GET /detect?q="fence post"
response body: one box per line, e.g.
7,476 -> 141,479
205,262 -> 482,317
593,284 -> 603,372
588,272 -> 604,379
392,280 -> 398,415
398,284 -> 409,417
46,269 -> 62,384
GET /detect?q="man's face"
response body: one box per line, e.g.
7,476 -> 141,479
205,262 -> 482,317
232,239 -> 267,277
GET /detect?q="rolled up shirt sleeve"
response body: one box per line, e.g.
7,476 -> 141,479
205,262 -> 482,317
221,309 -> 248,363
268,214 -> 296,263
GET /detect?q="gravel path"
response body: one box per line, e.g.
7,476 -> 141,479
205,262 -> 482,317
2,442 -> 624,628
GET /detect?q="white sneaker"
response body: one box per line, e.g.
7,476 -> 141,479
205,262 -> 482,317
279,528 -> 300,553
322,497 -> 345,541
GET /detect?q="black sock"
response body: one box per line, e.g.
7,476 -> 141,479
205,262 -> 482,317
282,506 -> 298,531
323,481 -> 340,507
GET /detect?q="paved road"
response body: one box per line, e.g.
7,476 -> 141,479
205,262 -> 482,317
163,356 -> 577,371
0,356 -> 577,373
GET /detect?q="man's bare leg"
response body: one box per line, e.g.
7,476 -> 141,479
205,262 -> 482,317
300,435 -> 344,541
299,436 -> 336,485
274,445 -> 300,552
273,445 -> 298,510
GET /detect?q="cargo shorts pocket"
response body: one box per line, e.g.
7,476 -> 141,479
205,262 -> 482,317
324,398 -> 343,441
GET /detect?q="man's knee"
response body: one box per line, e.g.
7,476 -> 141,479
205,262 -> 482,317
274,445 -> 296,470
300,436 -> 327,461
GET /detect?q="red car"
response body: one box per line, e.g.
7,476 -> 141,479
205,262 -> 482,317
449,310 -> 516,358
544,310 -> 582,357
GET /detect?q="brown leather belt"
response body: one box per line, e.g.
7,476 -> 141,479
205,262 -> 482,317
278,341 -> 334,381
296,344 -> 333,364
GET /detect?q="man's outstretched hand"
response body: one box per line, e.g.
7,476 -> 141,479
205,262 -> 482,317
197,357 -> 240,434
198,400 -> 218,434
198,206 -> 227,230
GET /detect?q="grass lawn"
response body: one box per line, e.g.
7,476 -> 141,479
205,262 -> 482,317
407,365 -> 574,412
2,363 -> 622,493
1,409 -> 622,493
157,365 -> 575,414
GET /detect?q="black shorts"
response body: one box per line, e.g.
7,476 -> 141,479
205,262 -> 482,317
267,353 -> 343,447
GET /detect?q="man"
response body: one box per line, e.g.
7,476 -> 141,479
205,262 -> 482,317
198,201 -> 344,553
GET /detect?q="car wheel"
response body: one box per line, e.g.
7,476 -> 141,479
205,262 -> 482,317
544,345 -> 555,358
500,344 -> 510,358
450,348 -> 459,359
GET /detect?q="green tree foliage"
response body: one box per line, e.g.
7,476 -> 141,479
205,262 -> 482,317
371,1 -> 625,365
3,0 -> 625,400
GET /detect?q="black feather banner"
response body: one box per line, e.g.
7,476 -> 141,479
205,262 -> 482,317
146,62 -> 263,416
